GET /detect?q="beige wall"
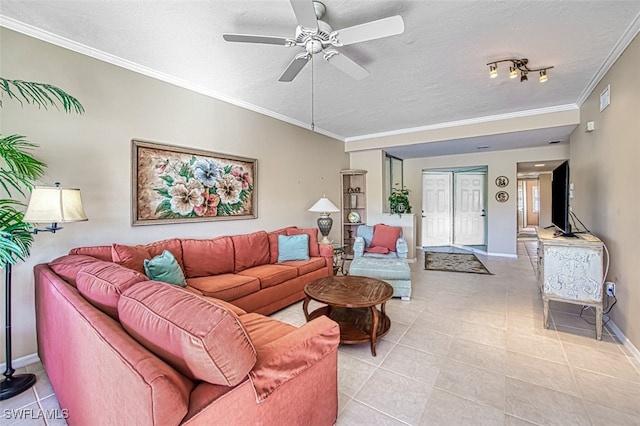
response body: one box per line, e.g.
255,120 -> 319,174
0,28 -> 348,362
569,34 -> 639,350
538,173 -> 552,228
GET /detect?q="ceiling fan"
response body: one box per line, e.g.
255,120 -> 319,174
223,0 -> 405,82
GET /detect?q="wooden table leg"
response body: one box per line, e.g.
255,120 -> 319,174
302,296 -> 311,321
369,306 -> 380,356
542,298 -> 550,329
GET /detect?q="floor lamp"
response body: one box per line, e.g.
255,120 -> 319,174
308,196 -> 340,245
1,183 -> 87,401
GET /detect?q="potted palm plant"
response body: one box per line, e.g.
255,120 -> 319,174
0,78 -> 84,266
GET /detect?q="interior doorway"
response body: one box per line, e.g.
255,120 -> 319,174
421,167 -> 487,252
517,178 -> 540,232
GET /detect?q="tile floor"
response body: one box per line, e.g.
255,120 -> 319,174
3,241 -> 640,425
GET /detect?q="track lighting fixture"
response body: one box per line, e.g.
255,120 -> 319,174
486,58 -> 553,83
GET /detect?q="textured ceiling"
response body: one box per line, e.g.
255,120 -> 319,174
1,1 -> 639,157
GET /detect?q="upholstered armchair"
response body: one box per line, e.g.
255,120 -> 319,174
353,224 -> 408,259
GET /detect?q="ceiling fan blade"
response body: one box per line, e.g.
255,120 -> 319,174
279,54 -> 311,82
223,34 -> 292,46
289,0 -> 318,30
324,51 -> 369,80
334,15 -> 404,46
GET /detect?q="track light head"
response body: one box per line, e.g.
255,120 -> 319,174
539,69 -> 548,83
489,64 -> 498,78
509,66 -> 518,79
520,71 -> 528,82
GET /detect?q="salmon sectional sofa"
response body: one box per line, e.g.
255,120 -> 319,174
34,227 -> 340,425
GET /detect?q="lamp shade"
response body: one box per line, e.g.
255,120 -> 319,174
23,186 -> 88,223
308,197 -> 339,214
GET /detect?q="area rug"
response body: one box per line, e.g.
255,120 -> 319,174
424,252 -> 492,275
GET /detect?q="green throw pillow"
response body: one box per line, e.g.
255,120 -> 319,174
143,250 -> 187,287
277,234 -> 310,262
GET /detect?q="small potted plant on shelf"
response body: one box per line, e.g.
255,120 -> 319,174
389,184 -> 411,216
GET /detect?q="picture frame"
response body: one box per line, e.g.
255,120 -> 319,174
132,140 -> 257,226
495,191 -> 509,202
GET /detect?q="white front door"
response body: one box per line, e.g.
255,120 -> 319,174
454,173 -> 486,246
421,173 -> 452,247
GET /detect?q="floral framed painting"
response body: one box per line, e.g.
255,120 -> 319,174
132,140 -> 257,225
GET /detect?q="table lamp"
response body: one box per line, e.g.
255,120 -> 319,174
308,196 -> 339,245
1,183 -> 87,401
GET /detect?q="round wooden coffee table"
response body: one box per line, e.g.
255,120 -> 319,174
303,276 -> 393,356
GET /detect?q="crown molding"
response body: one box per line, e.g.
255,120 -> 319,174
576,11 -> 640,106
344,104 -> 579,143
0,15 -> 345,142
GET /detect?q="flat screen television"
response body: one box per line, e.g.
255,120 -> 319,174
551,160 -> 571,235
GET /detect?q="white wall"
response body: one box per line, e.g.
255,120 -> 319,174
0,28 -> 348,362
569,34 -> 639,351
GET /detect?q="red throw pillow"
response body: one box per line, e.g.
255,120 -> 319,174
111,244 -> 152,274
369,224 -> 401,252
365,246 -> 390,254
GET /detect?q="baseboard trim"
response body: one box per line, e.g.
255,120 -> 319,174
0,353 -> 41,372
606,320 -> 640,364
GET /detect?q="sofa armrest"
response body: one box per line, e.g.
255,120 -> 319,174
249,316 -> 339,402
353,236 -> 365,258
319,243 -> 334,259
396,237 -> 408,259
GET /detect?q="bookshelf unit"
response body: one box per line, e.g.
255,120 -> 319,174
340,170 -> 367,258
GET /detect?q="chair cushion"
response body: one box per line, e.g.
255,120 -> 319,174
119,281 -> 257,386
186,273 -> 260,300
239,313 -> 296,349
232,231 -> 270,272
277,234 -> 310,262
181,237 -> 235,277
286,228 -> 320,257
370,224 -> 402,252
144,250 -> 187,287
76,261 -> 148,319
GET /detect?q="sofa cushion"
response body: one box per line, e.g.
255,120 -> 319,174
370,224 -> 402,252
286,228 -> 320,257
277,234 -> 310,262
76,261 -> 148,319
239,313 -> 297,349
186,274 -> 260,301
68,245 -> 113,262
279,257 -> 326,276
181,237 -> 234,277
144,238 -> 184,271
232,231 -> 270,272
49,255 -> 102,287
144,250 -> 187,287
118,281 -> 257,386
268,227 -> 295,264
111,244 -> 152,274
238,264 -> 299,289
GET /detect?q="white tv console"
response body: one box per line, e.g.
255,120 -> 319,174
536,227 -> 604,340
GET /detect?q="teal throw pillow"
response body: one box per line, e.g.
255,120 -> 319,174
278,234 -> 310,262
143,250 -> 187,287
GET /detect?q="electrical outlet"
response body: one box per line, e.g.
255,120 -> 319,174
606,282 -> 616,297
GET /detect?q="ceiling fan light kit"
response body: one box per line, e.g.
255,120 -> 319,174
487,58 -> 553,83
223,0 -> 405,82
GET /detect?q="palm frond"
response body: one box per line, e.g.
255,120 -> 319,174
0,134 -> 46,197
0,205 -> 34,267
0,77 -> 84,114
